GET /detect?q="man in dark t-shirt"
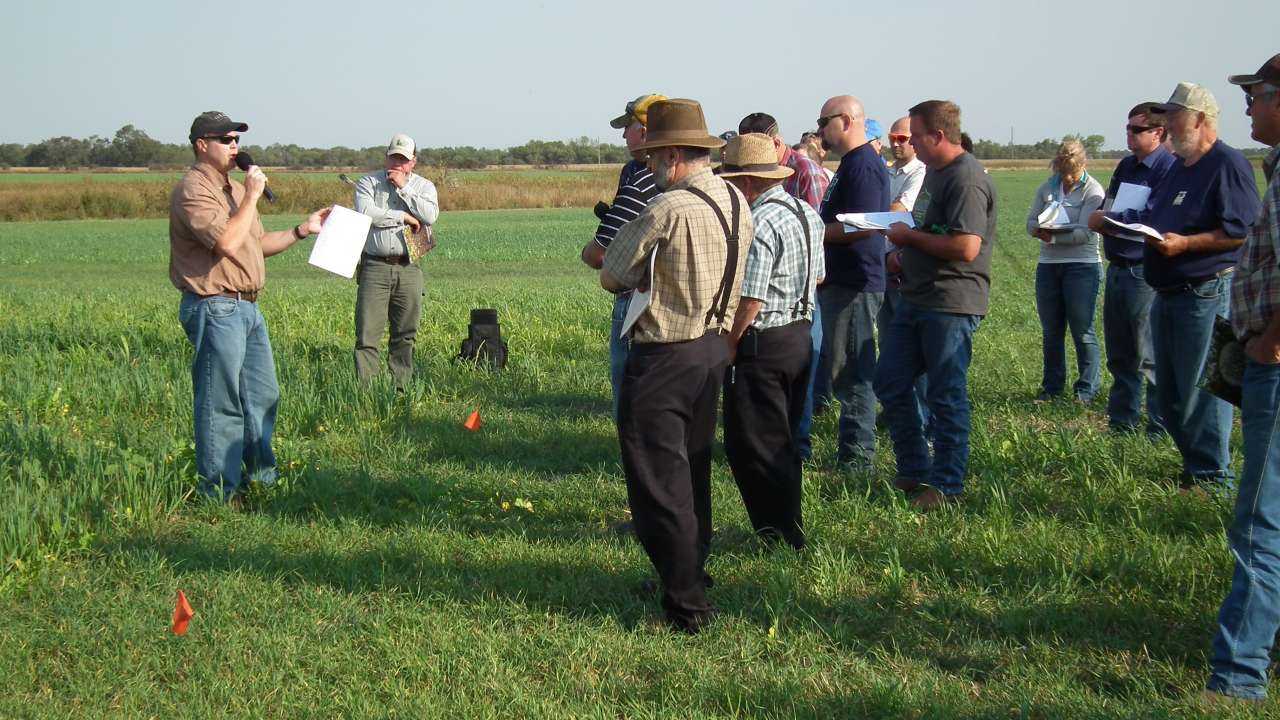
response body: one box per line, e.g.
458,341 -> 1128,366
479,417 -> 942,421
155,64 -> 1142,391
1095,83 -> 1260,490
814,94 -> 891,471
878,100 -> 996,512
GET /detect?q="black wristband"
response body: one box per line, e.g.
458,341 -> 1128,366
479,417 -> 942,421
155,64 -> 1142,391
292,224 -> 306,241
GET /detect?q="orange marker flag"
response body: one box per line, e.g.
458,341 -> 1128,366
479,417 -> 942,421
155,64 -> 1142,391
463,407 -> 482,432
171,590 -> 194,636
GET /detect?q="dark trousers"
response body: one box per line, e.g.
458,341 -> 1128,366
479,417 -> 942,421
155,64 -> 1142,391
723,320 -> 811,549
618,332 -> 728,631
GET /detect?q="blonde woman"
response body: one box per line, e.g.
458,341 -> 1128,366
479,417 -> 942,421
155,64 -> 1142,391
1025,140 -> 1106,402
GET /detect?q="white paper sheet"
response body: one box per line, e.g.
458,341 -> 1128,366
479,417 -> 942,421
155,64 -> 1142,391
307,205 -> 372,278
1101,216 -> 1164,243
836,211 -> 916,232
619,247 -> 658,338
1036,201 -> 1072,229
1111,182 -> 1152,214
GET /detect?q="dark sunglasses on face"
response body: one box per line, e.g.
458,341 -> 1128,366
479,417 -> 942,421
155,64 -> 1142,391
1246,87 -> 1279,107
816,113 -> 845,130
888,133 -> 911,143
1125,125 -> 1158,134
203,135 -> 240,145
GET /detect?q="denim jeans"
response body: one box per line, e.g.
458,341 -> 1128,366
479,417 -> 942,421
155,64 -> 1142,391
879,286 -> 931,437
1102,262 -> 1163,434
818,285 -> 882,467
1207,360 -> 1280,700
873,302 -> 980,496
795,300 -> 822,459
1150,275 -> 1235,484
179,292 -> 279,499
609,292 -> 631,423
1035,262 -> 1101,400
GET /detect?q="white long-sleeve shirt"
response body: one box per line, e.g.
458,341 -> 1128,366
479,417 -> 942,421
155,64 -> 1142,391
355,170 -> 439,257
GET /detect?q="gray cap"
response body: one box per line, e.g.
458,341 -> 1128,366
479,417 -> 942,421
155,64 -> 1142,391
188,111 -> 248,142
1150,82 -> 1219,118
386,133 -> 416,158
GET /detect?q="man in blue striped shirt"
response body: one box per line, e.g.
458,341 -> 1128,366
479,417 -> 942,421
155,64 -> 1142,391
720,134 -> 826,549
581,94 -> 664,421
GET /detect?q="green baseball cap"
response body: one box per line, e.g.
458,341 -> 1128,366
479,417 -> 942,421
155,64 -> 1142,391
1151,82 -> 1219,118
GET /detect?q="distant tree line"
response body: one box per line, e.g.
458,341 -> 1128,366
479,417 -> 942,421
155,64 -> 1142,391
0,127 -> 635,169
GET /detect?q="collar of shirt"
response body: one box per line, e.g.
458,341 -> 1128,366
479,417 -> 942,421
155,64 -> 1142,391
192,162 -> 231,191
891,157 -> 924,177
668,165 -> 716,193
751,183 -> 792,211
1266,145 -> 1280,182
1139,145 -> 1172,169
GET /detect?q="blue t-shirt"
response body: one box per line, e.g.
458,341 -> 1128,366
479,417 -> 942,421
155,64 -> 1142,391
1102,146 -> 1176,263
1141,140 -> 1260,288
819,142 -> 891,291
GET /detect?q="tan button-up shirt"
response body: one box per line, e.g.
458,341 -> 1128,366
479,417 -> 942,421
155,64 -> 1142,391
169,163 -> 266,295
603,166 -> 753,344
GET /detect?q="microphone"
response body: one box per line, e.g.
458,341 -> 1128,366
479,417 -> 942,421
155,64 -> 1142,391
234,151 -> 275,203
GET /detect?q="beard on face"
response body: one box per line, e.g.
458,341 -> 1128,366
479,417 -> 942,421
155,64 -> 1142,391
1169,126 -> 1199,158
650,151 -> 677,190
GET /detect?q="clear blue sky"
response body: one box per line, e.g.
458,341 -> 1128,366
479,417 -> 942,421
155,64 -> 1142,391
6,0 -> 1277,151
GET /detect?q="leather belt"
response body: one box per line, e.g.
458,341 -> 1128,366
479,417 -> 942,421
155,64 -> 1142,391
1109,257 -> 1141,269
203,290 -> 257,302
1153,267 -> 1234,295
362,252 -> 408,265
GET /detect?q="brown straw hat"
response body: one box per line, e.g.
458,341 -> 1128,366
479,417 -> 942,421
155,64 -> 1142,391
717,133 -> 794,180
633,99 -> 725,151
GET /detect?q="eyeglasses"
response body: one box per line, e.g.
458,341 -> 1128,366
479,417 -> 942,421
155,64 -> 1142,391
1246,85 -> 1280,107
1125,125 -> 1159,134
816,113 -> 847,130
202,135 -> 240,145
888,133 -> 911,144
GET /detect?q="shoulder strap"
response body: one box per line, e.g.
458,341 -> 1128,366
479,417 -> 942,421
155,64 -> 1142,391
763,197 -> 813,319
683,183 -> 741,329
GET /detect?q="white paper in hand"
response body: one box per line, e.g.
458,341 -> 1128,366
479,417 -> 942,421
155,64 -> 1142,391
1110,182 -> 1152,214
1037,201 -> 1072,229
837,211 -> 915,232
1101,216 -> 1164,243
308,205 -> 371,278
619,247 -> 658,338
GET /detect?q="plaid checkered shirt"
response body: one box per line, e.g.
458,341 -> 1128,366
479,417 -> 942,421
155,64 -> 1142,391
781,145 -> 829,211
740,184 -> 826,330
1231,145 -> 1280,339
603,167 -> 754,344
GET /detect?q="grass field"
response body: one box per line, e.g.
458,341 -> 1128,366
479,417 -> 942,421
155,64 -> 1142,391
0,170 -> 1274,718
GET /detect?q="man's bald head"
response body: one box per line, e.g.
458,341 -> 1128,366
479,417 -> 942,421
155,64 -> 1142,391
817,95 -> 867,155
889,116 -> 914,164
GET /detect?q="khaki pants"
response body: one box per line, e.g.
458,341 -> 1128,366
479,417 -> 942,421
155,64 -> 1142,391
354,260 -> 424,386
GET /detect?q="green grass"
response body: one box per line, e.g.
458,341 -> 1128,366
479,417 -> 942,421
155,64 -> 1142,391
0,173 -> 1272,718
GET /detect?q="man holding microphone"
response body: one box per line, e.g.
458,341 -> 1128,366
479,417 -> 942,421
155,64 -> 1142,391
169,110 -> 331,503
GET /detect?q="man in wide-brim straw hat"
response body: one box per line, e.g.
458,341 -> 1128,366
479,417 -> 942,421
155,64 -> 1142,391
600,98 -> 753,634
719,134 -> 826,550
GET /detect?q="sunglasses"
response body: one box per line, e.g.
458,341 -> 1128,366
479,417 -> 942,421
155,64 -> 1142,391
201,135 -> 240,145
1246,86 -> 1280,107
816,113 -> 846,130
1125,125 -> 1159,134
888,133 -> 911,144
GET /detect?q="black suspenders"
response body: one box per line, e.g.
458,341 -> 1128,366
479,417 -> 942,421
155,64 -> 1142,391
762,197 -> 815,320
683,183 -> 742,329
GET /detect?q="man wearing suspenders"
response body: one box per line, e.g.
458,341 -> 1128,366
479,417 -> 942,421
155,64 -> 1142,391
719,134 -> 826,550
601,99 -> 753,634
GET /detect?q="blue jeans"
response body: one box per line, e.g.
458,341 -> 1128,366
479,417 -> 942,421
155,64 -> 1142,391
609,292 -> 631,423
1035,262 -> 1101,400
818,285 -> 882,467
1150,275 -> 1235,485
795,300 -> 823,459
1207,360 -> 1280,700
179,292 -> 279,499
873,302 -> 980,496
1102,262 -> 1163,433
879,286 -> 931,437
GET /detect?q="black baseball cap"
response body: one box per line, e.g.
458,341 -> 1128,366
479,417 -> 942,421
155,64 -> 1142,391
1227,53 -> 1280,87
188,111 -> 248,142
738,112 -> 779,137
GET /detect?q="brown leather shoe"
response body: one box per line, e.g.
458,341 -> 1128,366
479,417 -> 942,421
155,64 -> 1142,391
893,477 -> 921,493
910,486 -> 963,512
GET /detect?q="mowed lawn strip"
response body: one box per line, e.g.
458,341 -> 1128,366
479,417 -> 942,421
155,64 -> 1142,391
0,172 -> 1274,717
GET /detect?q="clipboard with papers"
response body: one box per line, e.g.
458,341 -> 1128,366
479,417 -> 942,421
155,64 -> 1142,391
1036,201 -> 1073,230
619,247 -> 658,338
1107,182 -> 1152,214
1101,216 -> 1164,243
